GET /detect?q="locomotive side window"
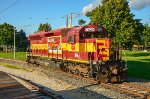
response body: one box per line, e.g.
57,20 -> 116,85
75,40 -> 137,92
80,32 -> 93,39
86,33 -> 92,38
80,33 -> 85,40
93,32 -> 101,38
68,35 -> 76,43
83,26 -> 108,38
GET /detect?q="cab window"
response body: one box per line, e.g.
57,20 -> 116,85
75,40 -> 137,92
68,35 -> 76,43
93,32 -> 101,38
80,33 -> 85,40
80,32 -> 92,39
86,33 -> 92,38
80,32 -> 102,39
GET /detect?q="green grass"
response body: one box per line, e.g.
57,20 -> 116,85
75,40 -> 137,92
0,52 -> 26,61
0,51 -> 150,80
0,62 -> 31,72
123,50 -> 150,80
0,62 -> 21,69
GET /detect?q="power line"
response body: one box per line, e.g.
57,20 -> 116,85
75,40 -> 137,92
0,0 -> 20,14
0,12 -> 84,20
0,12 -> 85,28
0,16 -> 66,20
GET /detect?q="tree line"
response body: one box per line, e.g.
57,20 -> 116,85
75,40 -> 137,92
0,22 -> 53,52
0,23 -> 28,52
1,0 -> 150,52
86,0 -> 150,50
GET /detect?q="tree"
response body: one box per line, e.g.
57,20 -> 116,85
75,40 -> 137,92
78,19 -> 86,26
132,19 -> 144,45
0,23 -> 14,52
16,29 -> 28,51
86,0 -> 143,49
142,23 -> 150,49
38,22 -> 52,31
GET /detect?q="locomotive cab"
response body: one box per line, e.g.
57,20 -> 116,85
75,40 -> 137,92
77,25 -> 127,83
79,24 -> 110,61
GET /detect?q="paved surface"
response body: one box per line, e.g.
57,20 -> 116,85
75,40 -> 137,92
0,71 -> 40,99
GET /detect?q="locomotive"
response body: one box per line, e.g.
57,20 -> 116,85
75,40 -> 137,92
27,24 -> 127,83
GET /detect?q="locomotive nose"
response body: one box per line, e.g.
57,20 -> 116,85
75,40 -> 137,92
96,39 -> 110,61
112,68 -> 118,75
112,65 -> 120,74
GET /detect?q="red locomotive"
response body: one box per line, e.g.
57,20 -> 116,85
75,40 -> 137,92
27,24 -> 127,83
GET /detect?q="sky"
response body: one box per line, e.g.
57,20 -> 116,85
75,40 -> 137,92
0,0 -> 150,36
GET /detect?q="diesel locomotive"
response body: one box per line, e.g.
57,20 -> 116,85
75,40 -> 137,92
27,24 -> 127,83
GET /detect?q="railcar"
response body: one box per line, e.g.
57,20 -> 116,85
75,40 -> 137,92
27,24 -> 127,83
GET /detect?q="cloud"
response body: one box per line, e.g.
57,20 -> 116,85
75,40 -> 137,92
82,0 -> 150,14
82,0 -> 102,15
129,0 -> 150,10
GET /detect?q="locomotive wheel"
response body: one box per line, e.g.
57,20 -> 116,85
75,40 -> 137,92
74,69 -> 80,75
87,70 -> 92,78
121,70 -> 127,82
60,64 -> 67,72
96,69 -> 109,83
65,67 -> 69,73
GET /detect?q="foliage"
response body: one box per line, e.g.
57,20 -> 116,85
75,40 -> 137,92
86,0 -> 144,49
0,23 -> 14,47
38,22 -> 52,31
0,23 -> 28,52
16,29 -> 28,51
78,19 -> 86,26
142,23 -> 150,49
132,19 -> 144,45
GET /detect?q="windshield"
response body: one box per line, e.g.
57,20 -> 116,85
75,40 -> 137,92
80,32 -> 101,40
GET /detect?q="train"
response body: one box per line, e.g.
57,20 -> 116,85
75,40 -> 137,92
27,24 -> 127,83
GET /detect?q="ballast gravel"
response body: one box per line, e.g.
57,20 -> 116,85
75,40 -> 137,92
0,59 -> 149,99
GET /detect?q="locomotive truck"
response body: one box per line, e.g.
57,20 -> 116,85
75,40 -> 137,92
27,24 -> 127,83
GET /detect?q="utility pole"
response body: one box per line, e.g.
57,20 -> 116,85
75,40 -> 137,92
69,13 -> 82,27
14,27 -> 16,59
70,13 -> 72,27
66,15 -> 68,27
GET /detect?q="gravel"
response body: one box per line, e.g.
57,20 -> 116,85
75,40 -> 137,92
0,58 -> 149,99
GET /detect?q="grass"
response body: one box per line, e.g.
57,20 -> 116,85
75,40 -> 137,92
0,62 -> 21,69
0,62 -> 31,72
0,51 -> 150,80
123,50 -> 150,80
0,52 -> 26,61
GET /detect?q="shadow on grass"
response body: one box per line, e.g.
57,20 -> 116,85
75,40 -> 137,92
127,52 -> 150,57
140,58 -> 150,62
127,60 -> 150,82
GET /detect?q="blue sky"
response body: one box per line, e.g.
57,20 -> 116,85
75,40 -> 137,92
0,0 -> 150,36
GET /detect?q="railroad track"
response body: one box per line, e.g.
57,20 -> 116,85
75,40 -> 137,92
9,73 -> 62,99
60,71 -> 150,99
100,82 -> 150,99
0,58 -> 150,99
